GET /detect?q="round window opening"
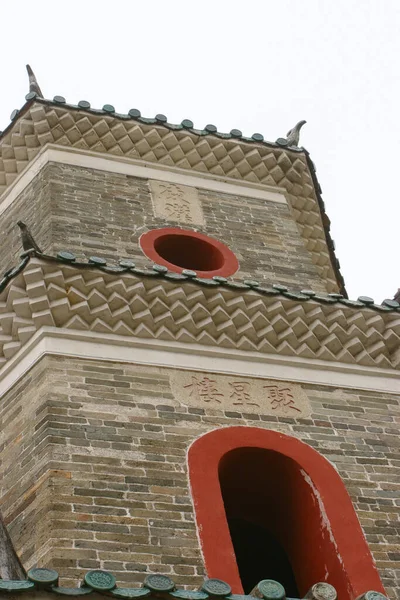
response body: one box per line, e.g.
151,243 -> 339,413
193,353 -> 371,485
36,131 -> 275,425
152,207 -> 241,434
155,234 -> 224,271
140,228 -> 239,278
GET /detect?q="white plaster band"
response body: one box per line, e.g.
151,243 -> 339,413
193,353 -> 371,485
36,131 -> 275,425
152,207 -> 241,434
0,145 -> 287,217
0,327 -> 398,397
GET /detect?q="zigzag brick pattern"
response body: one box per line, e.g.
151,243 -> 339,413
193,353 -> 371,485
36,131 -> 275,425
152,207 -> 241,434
0,260 -> 398,369
0,103 -> 336,290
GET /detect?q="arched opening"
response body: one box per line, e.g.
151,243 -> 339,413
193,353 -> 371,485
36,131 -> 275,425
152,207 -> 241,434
220,448 -> 303,595
188,427 -> 385,599
227,518 -> 298,596
154,234 -> 224,271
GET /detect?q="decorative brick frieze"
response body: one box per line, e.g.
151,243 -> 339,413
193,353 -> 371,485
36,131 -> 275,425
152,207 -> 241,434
0,258 -> 398,370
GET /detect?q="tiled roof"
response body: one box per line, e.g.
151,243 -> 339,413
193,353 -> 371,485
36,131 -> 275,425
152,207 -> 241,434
0,251 -> 398,370
0,568 -> 344,600
1,93 -> 306,149
0,250 -> 397,312
0,567 -> 388,600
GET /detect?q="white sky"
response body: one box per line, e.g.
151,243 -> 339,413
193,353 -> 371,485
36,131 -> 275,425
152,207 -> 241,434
0,0 -> 398,302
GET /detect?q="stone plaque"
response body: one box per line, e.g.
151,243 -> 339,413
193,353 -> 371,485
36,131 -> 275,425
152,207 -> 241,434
170,371 -> 311,417
150,180 -> 204,225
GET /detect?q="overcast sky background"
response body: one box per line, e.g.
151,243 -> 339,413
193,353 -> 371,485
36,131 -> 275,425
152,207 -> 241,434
0,1 -> 398,302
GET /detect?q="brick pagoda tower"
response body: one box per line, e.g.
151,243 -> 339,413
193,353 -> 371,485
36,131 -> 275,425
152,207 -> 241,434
0,69 -> 398,600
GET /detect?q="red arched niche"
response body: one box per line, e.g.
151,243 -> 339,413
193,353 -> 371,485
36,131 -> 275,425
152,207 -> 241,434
188,427 -> 385,599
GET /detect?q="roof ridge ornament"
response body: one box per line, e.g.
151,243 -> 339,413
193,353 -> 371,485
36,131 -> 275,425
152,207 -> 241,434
17,220 -> 42,254
276,120 -> 307,148
26,64 -> 43,98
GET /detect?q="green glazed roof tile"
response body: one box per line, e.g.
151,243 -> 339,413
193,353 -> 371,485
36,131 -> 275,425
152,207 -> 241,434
171,592 -> 208,600
152,264 -> 168,273
53,587 -> 93,596
193,278 -> 219,287
131,267 -> 160,277
358,295 -> 374,305
0,581 -> 35,591
164,272 -> 189,281
28,567 -> 59,585
283,291 -> 309,300
57,251 -> 76,263
256,579 -> 286,600
256,286 -> 281,295
223,281 -> 251,290
144,574 -> 175,593
88,256 -> 107,266
112,589 -> 150,598
119,260 -> 136,269
182,270 -> 197,278
84,570 -> 116,591
272,284 -> 288,292
201,579 -> 231,597
313,294 -> 337,304
383,299 -> 400,308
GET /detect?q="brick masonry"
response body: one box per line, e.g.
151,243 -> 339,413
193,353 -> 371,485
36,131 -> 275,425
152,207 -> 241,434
0,163 -> 326,292
0,356 -> 399,597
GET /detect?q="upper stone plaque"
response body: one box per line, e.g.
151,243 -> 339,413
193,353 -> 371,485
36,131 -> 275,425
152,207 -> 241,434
150,180 -> 205,226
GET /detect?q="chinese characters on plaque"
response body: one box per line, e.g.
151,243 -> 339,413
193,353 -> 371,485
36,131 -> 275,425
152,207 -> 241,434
150,180 -> 205,226
170,371 -> 310,417
263,385 -> 301,413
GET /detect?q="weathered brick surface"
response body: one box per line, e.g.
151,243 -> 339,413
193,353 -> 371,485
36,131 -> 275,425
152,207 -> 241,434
0,167 -> 53,275
0,163 -> 326,291
1,356 -> 399,596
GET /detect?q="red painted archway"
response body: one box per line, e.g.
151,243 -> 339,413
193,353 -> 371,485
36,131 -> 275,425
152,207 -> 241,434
188,427 -> 385,599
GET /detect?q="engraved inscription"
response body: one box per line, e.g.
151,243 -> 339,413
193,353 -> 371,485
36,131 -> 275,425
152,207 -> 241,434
184,375 -> 224,403
229,381 -> 259,408
170,371 -> 311,417
263,385 -> 301,413
162,184 -> 191,222
150,180 -> 204,225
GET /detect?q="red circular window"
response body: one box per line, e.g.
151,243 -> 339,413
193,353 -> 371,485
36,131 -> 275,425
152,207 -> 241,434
140,228 -> 239,278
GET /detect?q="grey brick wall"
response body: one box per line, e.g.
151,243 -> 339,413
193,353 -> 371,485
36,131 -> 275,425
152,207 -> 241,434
0,356 -> 399,597
0,163 -> 326,292
0,166 -> 53,275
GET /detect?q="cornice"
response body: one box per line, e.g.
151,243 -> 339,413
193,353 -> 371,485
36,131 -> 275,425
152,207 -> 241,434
0,97 -> 344,294
1,328 -> 399,397
0,145 -> 288,219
